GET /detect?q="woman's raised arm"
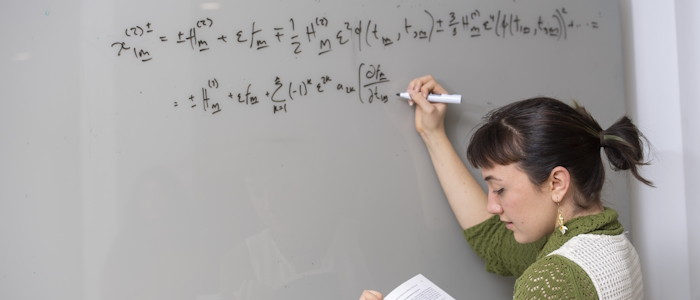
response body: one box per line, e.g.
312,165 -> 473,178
407,75 -> 492,230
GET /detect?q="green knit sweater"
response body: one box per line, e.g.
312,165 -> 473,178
463,207 -> 623,299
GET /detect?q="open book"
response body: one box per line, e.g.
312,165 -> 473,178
384,274 -> 456,300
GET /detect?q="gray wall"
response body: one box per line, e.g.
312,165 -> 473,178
0,1 -> 630,299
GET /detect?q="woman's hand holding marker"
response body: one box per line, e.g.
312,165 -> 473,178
407,75 -> 449,139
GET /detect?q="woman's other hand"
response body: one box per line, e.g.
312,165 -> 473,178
359,289 -> 384,300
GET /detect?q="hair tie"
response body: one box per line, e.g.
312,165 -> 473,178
599,131 -> 606,148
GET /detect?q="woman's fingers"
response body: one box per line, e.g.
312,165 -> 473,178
409,90 -> 433,114
407,75 -> 431,92
408,74 -> 434,93
406,75 -> 449,107
360,290 -> 384,300
433,84 -> 448,95
418,76 -> 447,97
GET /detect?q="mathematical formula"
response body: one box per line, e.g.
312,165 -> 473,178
173,62 -> 389,115
111,7 -> 599,115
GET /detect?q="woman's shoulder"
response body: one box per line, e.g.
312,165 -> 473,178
514,253 -> 598,299
549,233 -> 644,299
515,233 -> 644,299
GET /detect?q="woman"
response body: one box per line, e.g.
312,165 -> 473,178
360,75 -> 651,300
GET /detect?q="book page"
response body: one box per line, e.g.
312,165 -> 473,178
385,274 -> 456,300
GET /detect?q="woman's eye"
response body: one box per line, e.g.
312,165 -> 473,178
493,188 -> 504,195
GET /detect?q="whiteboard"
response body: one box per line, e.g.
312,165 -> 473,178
0,0 -> 628,299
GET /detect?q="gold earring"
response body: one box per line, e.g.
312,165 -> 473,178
557,202 -> 568,235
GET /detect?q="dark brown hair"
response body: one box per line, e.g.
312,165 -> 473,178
466,97 -> 653,209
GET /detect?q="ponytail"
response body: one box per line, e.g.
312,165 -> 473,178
601,116 -> 654,187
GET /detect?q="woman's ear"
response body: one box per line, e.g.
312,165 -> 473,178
549,166 -> 571,203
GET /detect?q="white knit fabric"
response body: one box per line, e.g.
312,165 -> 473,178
548,233 -> 643,299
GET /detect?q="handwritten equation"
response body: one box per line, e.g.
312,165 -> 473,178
111,7 -> 597,62
111,7 -> 600,115
173,63 -> 389,115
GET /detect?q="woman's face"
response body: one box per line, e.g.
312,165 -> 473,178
481,163 -> 558,243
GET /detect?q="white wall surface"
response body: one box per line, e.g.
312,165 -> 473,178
675,1 -> 700,298
621,0 -> 698,298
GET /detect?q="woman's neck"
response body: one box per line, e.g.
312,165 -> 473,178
567,200 -> 604,221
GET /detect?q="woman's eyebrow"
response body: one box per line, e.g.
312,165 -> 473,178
484,175 -> 501,182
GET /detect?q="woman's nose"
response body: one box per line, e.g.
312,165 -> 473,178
486,193 -> 503,215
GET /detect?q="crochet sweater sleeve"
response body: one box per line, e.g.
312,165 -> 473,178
463,215 -> 546,277
513,254 -> 598,299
